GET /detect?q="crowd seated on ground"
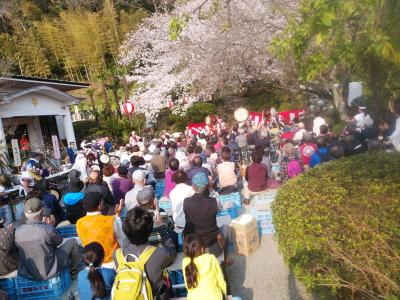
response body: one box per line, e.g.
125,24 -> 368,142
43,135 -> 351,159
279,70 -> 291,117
1,104 -> 399,299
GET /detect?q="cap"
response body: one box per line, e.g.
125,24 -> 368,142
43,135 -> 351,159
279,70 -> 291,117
68,169 -> 81,180
24,198 -> 51,216
132,170 -> 146,181
68,179 -> 84,193
192,172 -> 209,188
83,192 -> 103,212
137,186 -> 155,205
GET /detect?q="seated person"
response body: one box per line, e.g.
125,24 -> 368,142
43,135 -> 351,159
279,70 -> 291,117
183,234 -> 226,300
280,143 -> 304,181
111,166 -> 134,203
63,178 -> 86,224
0,210 -> 18,276
136,187 -> 175,246
113,207 -> 177,299
243,150 -> 268,204
77,193 -> 124,264
216,148 -> 237,194
309,136 -> 330,168
164,159 -> 179,198
78,242 -> 116,300
183,173 -> 233,266
169,171 -> 194,229
15,198 -> 81,280
125,170 -> 148,211
85,170 -> 114,213
186,156 -> 211,186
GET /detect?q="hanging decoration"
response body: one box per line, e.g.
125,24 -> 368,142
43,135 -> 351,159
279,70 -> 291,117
167,99 -> 174,109
122,98 -> 135,115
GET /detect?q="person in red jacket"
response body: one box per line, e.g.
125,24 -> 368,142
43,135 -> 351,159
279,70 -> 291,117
299,133 -> 317,170
243,150 -> 268,204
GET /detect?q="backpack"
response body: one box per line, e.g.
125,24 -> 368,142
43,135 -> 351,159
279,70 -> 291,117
112,246 -> 157,300
287,159 -> 302,178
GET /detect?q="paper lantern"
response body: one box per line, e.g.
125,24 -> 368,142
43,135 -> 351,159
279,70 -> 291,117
122,101 -> 135,114
167,100 -> 174,109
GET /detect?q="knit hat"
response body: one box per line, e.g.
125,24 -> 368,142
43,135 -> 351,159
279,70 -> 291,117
82,192 -> 103,212
68,169 -> 81,181
192,172 -> 209,188
137,186 -> 155,205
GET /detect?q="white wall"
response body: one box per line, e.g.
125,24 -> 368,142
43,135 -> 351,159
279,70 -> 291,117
0,92 -> 68,118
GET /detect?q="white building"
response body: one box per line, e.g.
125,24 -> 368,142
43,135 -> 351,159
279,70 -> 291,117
0,76 -> 89,156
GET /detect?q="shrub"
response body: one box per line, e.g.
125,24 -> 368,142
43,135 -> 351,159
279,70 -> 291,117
185,103 -> 217,123
272,152 -> 400,299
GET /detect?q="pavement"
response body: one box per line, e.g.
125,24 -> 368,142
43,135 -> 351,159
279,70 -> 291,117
228,234 -> 314,300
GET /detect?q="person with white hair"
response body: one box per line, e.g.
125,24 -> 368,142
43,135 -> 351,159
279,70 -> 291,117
15,198 -> 81,280
293,122 -> 307,143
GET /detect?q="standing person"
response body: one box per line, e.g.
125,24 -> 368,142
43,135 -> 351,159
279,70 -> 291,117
309,137 -> 329,168
242,151 -> 268,204
78,242 -> 116,300
164,159 -> 179,198
67,142 -> 77,164
313,112 -> 326,136
354,106 -> 373,132
111,166 -> 134,203
299,133 -> 317,170
15,198 -> 81,280
129,131 -> 138,147
103,137 -> 113,154
113,207 -> 177,299
183,234 -> 227,300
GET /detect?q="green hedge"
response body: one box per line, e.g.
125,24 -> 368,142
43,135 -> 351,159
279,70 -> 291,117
272,152 -> 400,299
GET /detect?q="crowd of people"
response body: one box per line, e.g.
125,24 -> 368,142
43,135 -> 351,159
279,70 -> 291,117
0,103 -> 399,300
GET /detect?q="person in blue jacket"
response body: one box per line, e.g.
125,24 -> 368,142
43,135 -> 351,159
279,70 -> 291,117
309,136 -> 329,168
63,179 -> 86,224
78,242 -> 116,300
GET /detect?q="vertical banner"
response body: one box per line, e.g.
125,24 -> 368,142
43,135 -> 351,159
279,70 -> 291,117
52,135 -> 61,159
11,139 -> 21,167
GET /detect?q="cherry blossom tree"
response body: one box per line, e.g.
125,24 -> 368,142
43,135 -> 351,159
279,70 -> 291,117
120,0 -> 297,118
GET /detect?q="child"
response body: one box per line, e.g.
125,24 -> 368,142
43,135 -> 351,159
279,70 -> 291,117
78,242 -> 116,300
182,234 -> 227,300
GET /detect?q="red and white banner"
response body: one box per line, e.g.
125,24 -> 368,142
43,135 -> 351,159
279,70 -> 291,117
188,122 -> 206,135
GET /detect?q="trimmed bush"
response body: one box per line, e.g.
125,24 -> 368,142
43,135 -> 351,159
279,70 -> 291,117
272,152 -> 400,299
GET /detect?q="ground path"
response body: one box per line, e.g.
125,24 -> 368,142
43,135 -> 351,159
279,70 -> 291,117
229,235 -> 314,300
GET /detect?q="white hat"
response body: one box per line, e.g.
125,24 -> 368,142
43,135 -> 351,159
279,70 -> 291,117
132,170 -> 146,181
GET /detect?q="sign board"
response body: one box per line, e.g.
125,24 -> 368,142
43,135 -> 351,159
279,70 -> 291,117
52,135 -> 61,159
11,139 -> 21,167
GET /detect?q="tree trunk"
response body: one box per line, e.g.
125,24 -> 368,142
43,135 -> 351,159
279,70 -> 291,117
112,85 -> 122,118
101,84 -> 112,116
332,83 -> 349,121
89,95 -> 100,127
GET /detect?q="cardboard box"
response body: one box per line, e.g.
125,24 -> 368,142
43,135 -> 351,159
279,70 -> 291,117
230,215 -> 260,256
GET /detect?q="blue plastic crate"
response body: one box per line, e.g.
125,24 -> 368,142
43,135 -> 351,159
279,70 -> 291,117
217,206 -> 238,219
155,179 -> 166,199
56,225 -> 77,238
218,192 -> 242,209
0,277 -> 17,300
250,208 -> 275,235
15,268 -> 71,300
158,198 -> 172,210
168,270 -> 187,297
